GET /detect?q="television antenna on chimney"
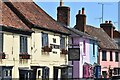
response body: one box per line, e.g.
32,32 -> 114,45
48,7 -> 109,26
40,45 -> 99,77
98,3 -> 112,23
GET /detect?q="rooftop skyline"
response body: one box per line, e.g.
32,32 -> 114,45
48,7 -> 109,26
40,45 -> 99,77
35,1 -> 118,30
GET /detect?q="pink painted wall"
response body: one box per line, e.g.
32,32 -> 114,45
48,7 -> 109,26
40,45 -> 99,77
99,51 -> 120,78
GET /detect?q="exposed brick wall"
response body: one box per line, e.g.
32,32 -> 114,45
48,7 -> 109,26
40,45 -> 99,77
57,6 -> 70,26
75,8 -> 86,32
100,21 -> 115,39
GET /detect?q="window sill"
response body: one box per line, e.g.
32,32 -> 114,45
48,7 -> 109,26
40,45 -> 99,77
102,60 -> 107,61
115,61 -> 119,62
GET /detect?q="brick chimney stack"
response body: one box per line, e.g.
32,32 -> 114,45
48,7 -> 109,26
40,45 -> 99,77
57,0 -> 70,26
75,7 -> 86,32
100,20 -> 115,39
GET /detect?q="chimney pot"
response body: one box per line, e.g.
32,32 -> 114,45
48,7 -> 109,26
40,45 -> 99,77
82,7 -> 85,14
78,10 -> 81,14
109,21 -> 112,24
60,0 -> 63,6
105,21 -> 108,23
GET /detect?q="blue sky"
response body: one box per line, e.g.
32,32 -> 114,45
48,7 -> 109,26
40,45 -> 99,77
35,2 -> 118,30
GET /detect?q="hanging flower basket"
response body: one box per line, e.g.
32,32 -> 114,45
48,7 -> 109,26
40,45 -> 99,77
42,46 -> 52,52
60,49 -> 68,54
0,52 -> 5,59
19,53 -> 30,59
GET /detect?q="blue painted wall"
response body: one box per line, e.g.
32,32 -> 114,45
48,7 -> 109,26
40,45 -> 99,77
89,40 -> 98,65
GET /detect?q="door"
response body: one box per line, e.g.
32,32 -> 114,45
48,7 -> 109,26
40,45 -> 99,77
53,67 -> 58,80
19,69 -> 33,80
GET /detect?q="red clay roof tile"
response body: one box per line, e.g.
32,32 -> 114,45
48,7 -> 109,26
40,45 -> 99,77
8,1 -> 69,34
1,2 -> 30,31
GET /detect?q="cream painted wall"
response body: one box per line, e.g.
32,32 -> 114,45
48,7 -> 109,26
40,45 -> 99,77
1,28 -> 68,78
1,32 -> 31,78
31,29 -> 68,78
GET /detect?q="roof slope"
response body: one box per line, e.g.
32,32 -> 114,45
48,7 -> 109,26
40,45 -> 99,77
86,25 -> 118,49
68,28 -> 97,41
6,1 -> 69,34
0,2 -> 30,31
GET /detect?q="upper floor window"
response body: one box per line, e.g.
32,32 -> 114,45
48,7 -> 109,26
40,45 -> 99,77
102,50 -> 107,61
110,51 -> 113,61
60,36 -> 65,49
42,33 -> 48,47
115,52 -> 119,62
53,38 -> 56,43
93,43 -> 95,57
20,36 -> 27,53
0,33 -> 3,52
83,40 -> 86,56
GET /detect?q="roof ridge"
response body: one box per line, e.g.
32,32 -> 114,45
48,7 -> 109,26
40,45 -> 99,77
86,24 -> 119,50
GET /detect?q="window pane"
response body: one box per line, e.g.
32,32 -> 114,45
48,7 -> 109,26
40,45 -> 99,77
115,52 -> 119,62
110,51 -> 113,61
20,36 -> 27,53
93,43 -> 95,56
60,37 -> 65,49
0,33 -> 3,52
24,37 -> 27,52
102,50 -> 106,61
83,40 -> 86,55
53,38 -> 56,43
42,33 -> 48,47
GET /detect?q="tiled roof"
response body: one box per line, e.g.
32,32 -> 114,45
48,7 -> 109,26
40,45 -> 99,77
1,2 -> 31,31
86,25 -> 118,50
114,30 -> 120,39
7,1 -> 69,34
68,28 -> 97,41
